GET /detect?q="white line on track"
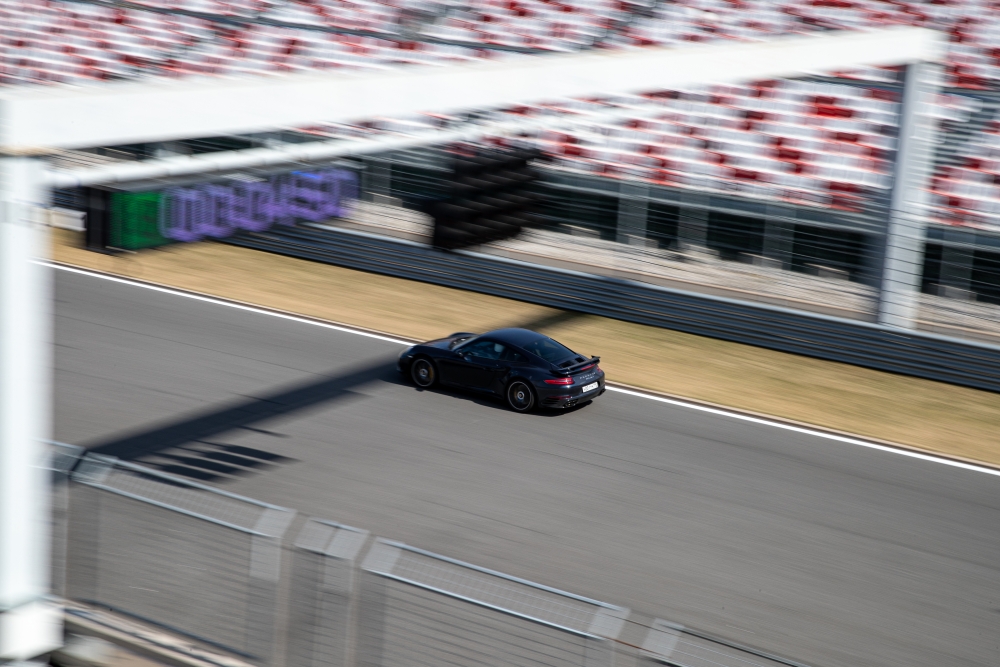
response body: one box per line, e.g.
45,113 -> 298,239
51,262 -> 414,345
606,387 -> 1000,477
51,261 -> 1000,478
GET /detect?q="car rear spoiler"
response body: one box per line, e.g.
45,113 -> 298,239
560,356 -> 601,375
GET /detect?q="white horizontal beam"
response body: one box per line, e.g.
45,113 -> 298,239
44,97 -> 688,188
3,27 -> 943,153
45,130 -> 468,188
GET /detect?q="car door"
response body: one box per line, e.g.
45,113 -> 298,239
436,349 -> 474,387
472,342 -> 520,394
441,339 -> 506,390
494,346 -> 528,393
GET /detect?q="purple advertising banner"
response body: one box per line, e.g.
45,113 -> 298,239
159,169 -> 358,242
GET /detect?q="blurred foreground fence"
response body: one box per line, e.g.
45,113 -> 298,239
66,455 -> 295,665
226,224 -> 1000,393
359,539 -> 627,667
639,620 -> 810,667
287,519 -> 369,667
54,450 -> 811,667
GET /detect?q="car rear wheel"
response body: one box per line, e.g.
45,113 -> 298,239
411,358 -> 437,388
506,380 -> 536,412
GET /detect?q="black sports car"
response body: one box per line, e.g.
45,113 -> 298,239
397,328 -> 605,412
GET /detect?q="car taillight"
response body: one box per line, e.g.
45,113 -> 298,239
544,377 -> 574,385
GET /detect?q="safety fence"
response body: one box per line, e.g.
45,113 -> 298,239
359,539 -> 628,667
49,441 -> 85,601
53,450 -> 812,667
639,620 -> 811,667
286,519 -> 369,667
65,455 -> 295,665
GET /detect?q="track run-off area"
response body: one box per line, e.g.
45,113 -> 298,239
54,265 -> 1000,667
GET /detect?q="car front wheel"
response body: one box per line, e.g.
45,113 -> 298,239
411,358 -> 437,388
506,380 -> 536,412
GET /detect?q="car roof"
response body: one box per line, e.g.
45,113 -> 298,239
482,328 -> 551,347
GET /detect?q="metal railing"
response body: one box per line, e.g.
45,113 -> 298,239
358,539 -> 628,667
57,456 -> 814,667
640,620 -> 813,667
66,454 -> 296,665
286,519 -> 370,667
48,441 -> 85,600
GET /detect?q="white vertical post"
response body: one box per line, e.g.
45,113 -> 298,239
876,61 -> 942,328
0,158 -> 61,664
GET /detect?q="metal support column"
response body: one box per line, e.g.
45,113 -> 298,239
761,209 -> 794,270
616,179 -> 649,246
362,157 -> 392,201
875,61 -> 942,328
678,193 -> 710,250
938,228 -> 975,300
83,187 -> 111,253
0,158 -> 61,664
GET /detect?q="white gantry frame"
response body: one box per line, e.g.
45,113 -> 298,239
0,25 -> 944,663
0,27 -> 941,153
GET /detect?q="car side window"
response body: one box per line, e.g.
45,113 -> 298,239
461,340 -> 505,360
500,347 -> 528,363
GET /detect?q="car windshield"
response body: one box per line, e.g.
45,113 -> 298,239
449,335 -> 477,349
522,337 -> 576,364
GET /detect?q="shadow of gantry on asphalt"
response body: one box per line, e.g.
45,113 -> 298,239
82,355 -> 400,482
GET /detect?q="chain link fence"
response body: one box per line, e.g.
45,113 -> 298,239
357,539 -> 629,667
65,454 -> 295,666
55,456 -> 813,667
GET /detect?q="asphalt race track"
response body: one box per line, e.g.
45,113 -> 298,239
54,267 -> 1000,667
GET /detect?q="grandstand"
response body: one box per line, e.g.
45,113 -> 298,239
6,0 -> 1000,321
931,117 -> 1000,227
4,0 -> 1000,85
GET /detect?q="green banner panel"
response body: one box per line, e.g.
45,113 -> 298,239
110,191 -> 170,250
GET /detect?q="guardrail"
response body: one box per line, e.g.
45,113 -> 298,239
225,224 -> 1000,393
359,539 -> 628,667
67,455 -> 296,666
58,452 -> 814,667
